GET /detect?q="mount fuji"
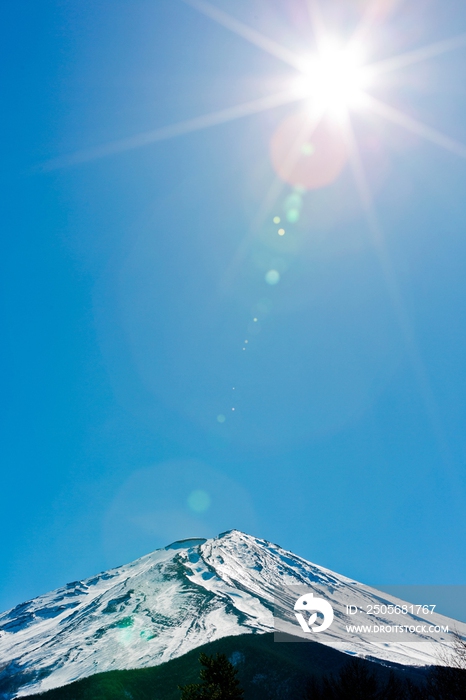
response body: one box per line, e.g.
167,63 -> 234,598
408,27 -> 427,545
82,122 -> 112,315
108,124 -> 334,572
0,530 -> 464,698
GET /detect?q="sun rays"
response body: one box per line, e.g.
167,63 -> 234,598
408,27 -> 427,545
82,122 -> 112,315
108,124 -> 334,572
38,0 -> 466,491
363,94 -> 466,158
344,118 -> 460,485
153,0 -> 464,478
367,31 -> 466,76
181,0 -> 302,69
42,0 -> 466,174
178,0 -> 466,162
41,90 -> 298,171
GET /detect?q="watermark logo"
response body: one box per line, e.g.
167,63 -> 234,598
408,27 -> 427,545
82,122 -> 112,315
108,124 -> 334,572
294,592 -> 334,633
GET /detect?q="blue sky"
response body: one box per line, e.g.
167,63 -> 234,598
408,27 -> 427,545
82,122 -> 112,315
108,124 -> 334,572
1,0 -> 466,613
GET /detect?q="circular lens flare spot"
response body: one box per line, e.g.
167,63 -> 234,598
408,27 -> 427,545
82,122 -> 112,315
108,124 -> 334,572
265,269 -> 280,285
187,489 -> 211,513
302,142 -> 315,156
286,209 -> 299,223
270,110 -> 349,190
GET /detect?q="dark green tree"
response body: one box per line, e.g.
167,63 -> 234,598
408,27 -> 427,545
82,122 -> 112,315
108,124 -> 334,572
421,632 -> 466,699
405,677 -> 428,700
179,652 -> 244,700
302,660 -> 418,700
379,670 -> 407,700
302,675 -> 322,699
424,665 -> 466,700
330,658 -> 379,699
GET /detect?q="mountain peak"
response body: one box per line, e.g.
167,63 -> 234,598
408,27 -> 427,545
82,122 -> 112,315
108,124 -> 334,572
0,531 -> 463,699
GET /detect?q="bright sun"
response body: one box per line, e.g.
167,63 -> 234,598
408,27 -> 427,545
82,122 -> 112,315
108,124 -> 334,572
52,1 -> 466,177
295,39 -> 371,118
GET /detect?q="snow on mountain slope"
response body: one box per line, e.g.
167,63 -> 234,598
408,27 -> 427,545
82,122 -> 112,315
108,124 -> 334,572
0,530 -> 464,698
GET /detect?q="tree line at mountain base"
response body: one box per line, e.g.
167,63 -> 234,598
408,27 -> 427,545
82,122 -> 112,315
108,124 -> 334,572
10,632 -> 466,700
180,637 -> 466,700
303,656 -> 466,699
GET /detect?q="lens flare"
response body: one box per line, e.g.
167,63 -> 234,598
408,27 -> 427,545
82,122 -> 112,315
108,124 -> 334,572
265,269 -> 280,285
187,489 -> 211,513
270,110 -> 349,190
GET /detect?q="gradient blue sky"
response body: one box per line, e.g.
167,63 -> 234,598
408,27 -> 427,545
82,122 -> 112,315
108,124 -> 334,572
2,0 -> 466,613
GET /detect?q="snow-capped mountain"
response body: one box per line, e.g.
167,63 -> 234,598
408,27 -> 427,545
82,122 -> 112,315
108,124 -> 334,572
0,530 -> 464,698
